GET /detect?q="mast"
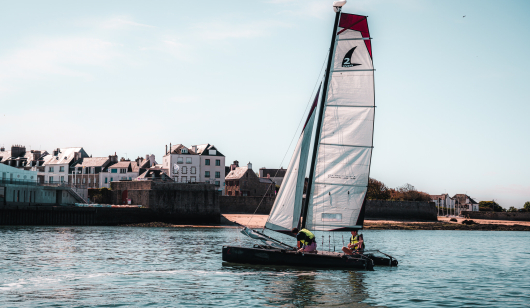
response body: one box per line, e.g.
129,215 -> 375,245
301,6 -> 342,230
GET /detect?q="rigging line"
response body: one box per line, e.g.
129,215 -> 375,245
246,50 -> 330,228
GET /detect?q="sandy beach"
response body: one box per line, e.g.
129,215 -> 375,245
119,214 -> 530,231
220,214 -> 530,231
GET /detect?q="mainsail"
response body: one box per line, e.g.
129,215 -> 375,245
265,88 -> 320,234
305,13 -> 374,231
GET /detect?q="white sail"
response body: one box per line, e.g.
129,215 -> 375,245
306,14 -> 374,231
265,102 -> 317,233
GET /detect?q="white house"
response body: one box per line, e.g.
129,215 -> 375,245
430,194 -> 455,209
162,143 -> 226,195
195,144 -> 225,195
163,144 -> 201,183
40,147 -> 88,184
453,194 -> 479,212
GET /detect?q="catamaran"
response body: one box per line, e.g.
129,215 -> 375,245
222,1 -> 397,270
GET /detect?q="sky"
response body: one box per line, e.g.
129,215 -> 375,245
1,0 -> 529,209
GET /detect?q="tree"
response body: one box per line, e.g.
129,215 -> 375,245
366,178 -> 391,200
524,201 -> 530,212
390,183 -> 431,202
479,201 -> 505,212
508,206 -> 517,212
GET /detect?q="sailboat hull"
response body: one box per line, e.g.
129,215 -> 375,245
222,246 -> 374,270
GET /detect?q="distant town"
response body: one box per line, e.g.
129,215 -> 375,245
0,144 -> 528,214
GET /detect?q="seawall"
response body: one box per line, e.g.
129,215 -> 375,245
0,205 -> 165,226
365,200 -> 437,221
219,197 -> 437,221
461,211 -> 530,222
111,181 -> 220,223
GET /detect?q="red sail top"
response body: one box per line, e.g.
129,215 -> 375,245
338,13 -> 371,58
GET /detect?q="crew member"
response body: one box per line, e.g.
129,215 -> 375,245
291,228 -> 317,253
342,230 -> 364,255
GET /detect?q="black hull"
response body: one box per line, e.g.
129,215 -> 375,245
222,246 -> 375,270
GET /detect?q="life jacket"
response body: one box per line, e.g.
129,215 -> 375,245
350,234 -> 365,250
298,228 -> 315,245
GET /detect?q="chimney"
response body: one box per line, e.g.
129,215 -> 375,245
191,145 -> 197,153
170,143 -> 172,153
247,162 -> 252,170
166,145 -> 168,154
146,154 -> 149,161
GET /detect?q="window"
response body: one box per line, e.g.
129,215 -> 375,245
191,167 -> 196,174
121,177 -> 126,180
111,169 -> 118,173
215,171 -> 220,178
77,178 -> 80,184
120,169 -> 126,174
186,157 -> 192,164
215,181 -> 220,186
110,177 -> 113,182
59,166 -> 65,172
177,157 -> 183,164
105,177 -> 108,183
205,171 -> 210,178
61,176 -> 64,182
129,177 -> 132,180
190,176 -> 196,182
88,178 -> 91,184
215,159 -> 220,166
83,178 -> 86,184
49,176 -> 53,183
182,148 -> 188,154
182,166 -> 187,174
48,167 -> 54,172
182,176 -> 187,183
205,159 -> 210,165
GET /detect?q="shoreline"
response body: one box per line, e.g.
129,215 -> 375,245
119,214 -> 530,231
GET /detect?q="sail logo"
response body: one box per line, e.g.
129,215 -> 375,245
328,174 -> 356,180
342,47 -> 361,67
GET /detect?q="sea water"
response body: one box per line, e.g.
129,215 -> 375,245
0,226 -> 528,307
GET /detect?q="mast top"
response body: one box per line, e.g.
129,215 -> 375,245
333,0 -> 346,12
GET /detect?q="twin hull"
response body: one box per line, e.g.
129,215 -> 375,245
222,246 -> 375,270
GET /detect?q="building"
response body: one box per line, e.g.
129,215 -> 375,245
430,194 -> 455,209
259,167 -> 287,187
136,168 -> 172,181
99,155 -> 153,188
196,144 -> 225,195
40,147 -> 89,184
225,161 -> 275,197
72,156 -> 112,188
162,143 -> 226,195
453,194 -> 479,212
0,145 -> 48,171
162,144 -> 200,183
0,163 -> 85,205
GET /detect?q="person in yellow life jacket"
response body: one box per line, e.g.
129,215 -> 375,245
342,230 -> 364,255
291,228 -> 317,253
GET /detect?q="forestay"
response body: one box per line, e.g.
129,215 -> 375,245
306,13 -> 374,231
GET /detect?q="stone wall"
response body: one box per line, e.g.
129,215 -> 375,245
111,181 -> 220,223
218,198 -> 437,221
364,200 -> 437,221
461,211 -> 530,221
0,205 -> 170,226
220,196 -> 275,214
